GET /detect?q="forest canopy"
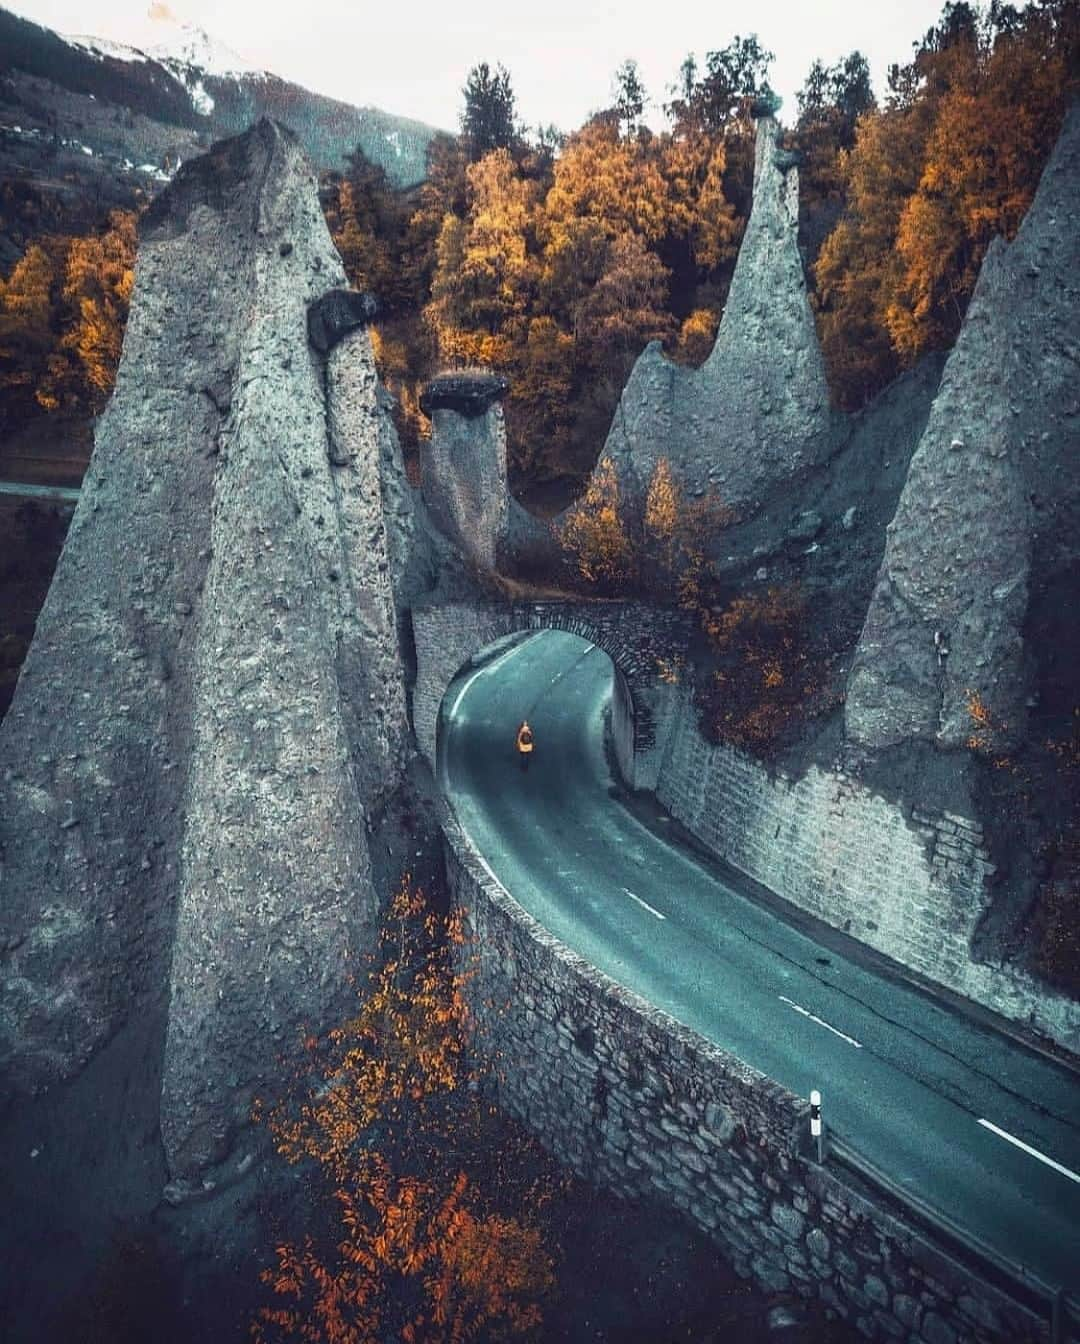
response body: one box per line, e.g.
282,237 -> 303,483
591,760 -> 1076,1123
0,0 -> 1076,492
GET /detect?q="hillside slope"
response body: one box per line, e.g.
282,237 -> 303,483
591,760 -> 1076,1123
0,4 -> 438,201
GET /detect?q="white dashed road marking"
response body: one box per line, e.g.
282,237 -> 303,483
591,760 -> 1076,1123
779,995 -> 862,1048
977,1119 -> 1080,1185
623,888 -> 666,921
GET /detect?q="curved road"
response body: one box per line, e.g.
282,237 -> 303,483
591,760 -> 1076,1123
441,630 -> 1080,1294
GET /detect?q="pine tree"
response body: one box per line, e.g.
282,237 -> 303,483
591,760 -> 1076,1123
461,62 -> 519,163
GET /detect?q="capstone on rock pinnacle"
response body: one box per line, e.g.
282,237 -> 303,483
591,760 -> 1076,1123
307,288 -> 380,354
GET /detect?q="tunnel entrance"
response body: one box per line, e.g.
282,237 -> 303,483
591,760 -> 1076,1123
410,599 -> 685,795
435,630 -> 636,793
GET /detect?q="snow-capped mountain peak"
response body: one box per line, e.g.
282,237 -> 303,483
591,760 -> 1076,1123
67,2 -> 259,79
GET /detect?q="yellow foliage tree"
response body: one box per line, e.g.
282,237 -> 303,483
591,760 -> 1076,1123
671,308 -> 719,367
557,456 -> 632,589
41,209 -> 137,411
542,117 -> 673,247
0,243 -> 56,411
253,875 -> 556,1344
814,3 -> 1076,405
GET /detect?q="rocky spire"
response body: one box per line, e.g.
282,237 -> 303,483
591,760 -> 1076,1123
846,104 -> 1080,754
600,113 -> 833,513
419,372 -> 510,571
0,119 -> 408,1179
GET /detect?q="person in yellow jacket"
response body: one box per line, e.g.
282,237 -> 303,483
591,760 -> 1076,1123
516,720 -> 534,772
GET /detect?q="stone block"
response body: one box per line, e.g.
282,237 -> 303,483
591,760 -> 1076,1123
955,1294 -> 1000,1334
864,1274 -> 890,1308
750,1254 -> 791,1294
920,1312 -> 957,1344
770,1200 -> 806,1241
873,1310 -> 907,1339
836,1249 -> 861,1282
893,1295 -> 921,1330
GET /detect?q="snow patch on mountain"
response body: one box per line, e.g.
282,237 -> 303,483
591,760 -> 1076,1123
66,34 -> 149,63
65,4 -> 259,80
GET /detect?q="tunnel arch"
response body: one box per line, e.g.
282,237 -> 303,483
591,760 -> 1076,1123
411,600 -> 691,792
436,629 -> 636,789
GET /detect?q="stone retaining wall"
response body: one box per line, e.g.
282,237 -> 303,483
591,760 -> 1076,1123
652,687 -> 1080,1055
443,811 -> 1056,1343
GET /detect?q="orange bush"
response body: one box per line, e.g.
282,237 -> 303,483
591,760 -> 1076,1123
253,876 -> 555,1343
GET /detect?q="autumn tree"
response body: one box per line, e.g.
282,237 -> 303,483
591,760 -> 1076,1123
0,243 -> 56,426
666,34 -> 775,221
557,456 -> 632,590
507,316 -> 576,478
424,148 -> 537,369
575,233 -> 673,374
0,210 -> 137,427
667,34 -> 775,135
255,1166 -> 553,1344
795,51 -> 876,251
813,0 -> 1077,407
323,150 -> 409,306
254,875 -> 557,1344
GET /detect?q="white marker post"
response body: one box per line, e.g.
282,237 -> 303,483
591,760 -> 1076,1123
810,1089 -> 825,1164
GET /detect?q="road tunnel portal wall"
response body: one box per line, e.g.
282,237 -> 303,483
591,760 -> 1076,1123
442,810 -> 1062,1344
412,599 -> 688,791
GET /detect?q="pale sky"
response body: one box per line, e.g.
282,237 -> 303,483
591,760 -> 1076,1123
10,0 -> 952,133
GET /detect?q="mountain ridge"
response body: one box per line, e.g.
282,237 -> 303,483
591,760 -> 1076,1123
0,4 -> 440,189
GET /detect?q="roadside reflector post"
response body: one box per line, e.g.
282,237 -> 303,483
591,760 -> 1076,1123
810,1089 -> 825,1164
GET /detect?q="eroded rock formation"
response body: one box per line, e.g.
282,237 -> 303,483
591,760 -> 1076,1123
601,114 -> 833,512
846,104 -> 1080,753
0,118 -> 408,1178
419,373 -> 510,571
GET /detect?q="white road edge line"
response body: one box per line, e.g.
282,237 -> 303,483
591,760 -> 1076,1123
448,638 -> 532,722
977,1118 -> 1080,1185
623,887 -> 666,921
778,995 -> 862,1048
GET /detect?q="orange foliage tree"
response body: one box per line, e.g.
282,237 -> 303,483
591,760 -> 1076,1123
555,456 -> 633,590
691,585 -> 847,752
252,876 -> 556,1344
0,210 -> 136,427
44,209 -> 137,409
0,242 -> 56,422
814,0 -> 1078,406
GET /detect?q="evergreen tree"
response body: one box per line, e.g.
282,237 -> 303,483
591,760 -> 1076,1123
612,59 -> 647,138
461,62 -> 519,162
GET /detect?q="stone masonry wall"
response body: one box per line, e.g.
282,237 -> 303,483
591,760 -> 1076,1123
654,687 -> 1080,1055
444,811 -> 1055,1344
410,599 -> 690,789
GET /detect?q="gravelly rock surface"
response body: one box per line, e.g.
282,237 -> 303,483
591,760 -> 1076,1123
846,103 -> 1080,753
0,118 -> 407,1177
421,399 -> 510,572
601,115 -> 833,512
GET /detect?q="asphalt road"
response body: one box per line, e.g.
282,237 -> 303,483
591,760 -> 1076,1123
440,629 -> 1080,1294
0,480 -> 81,503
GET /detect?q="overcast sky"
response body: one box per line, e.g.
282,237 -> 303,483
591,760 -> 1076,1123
11,0 -> 951,133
